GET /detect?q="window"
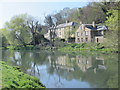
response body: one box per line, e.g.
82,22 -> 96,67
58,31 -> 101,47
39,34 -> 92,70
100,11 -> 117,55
77,38 -> 80,42
97,38 -> 99,43
81,38 -> 83,42
81,32 -> 83,36
70,27 -> 72,30
77,32 -> 80,37
85,38 -> 88,42
85,31 -> 89,36
60,32 -> 61,35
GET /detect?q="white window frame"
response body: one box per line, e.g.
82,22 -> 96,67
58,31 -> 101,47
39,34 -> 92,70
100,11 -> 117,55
85,31 -> 89,36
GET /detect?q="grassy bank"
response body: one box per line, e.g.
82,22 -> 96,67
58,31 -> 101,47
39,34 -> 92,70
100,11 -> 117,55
1,43 -> 118,53
58,43 -> 118,53
3,45 -> 51,50
0,61 -> 45,88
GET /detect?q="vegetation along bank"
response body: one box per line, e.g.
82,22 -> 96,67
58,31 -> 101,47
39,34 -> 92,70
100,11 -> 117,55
58,43 -> 119,53
0,61 -> 45,88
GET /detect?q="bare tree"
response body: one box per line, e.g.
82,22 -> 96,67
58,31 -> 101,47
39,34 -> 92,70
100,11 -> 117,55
27,20 -> 41,46
44,15 -> 54,27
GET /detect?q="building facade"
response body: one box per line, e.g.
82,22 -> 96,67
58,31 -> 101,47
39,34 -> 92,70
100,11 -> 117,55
44,21 -> 77,41
75,22 -> 108,43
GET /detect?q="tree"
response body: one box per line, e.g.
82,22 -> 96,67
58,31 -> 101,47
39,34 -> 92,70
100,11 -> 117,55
68,8 -> 81,23
44,15 -> 56,47
26,19 -> 42,46
79,3 -> 106,24
103,10 -> 118,48
0,29 -> 8,48
4,14 -> 32,47
52,8 -> 73,25
44,15 -> 54,27
53,12 -> 63,25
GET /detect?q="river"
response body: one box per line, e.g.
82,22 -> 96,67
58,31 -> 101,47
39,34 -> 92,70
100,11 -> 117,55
1,50 -> 118,88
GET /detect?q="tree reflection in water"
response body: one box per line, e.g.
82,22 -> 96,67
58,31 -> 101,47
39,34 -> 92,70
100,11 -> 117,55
2,50 -> 118,88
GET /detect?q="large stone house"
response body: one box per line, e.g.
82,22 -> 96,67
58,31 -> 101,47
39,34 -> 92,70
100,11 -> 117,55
75,21 -> 108,43
44,21 -> 77,41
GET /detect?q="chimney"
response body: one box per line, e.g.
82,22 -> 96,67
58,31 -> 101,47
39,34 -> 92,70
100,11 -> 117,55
55,23 -> 57,26
92,21 -> 96,27
52,25 -> 54,27
66,20 -> 69,23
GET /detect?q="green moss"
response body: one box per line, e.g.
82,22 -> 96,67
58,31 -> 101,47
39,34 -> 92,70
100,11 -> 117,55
0,61 -> 45,88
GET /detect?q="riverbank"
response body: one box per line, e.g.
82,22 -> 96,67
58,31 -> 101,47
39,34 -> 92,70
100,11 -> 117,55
1,43 -> 118,53
2,45 -> 51,50
58,43 -> 118,53
0,61 -> 45,88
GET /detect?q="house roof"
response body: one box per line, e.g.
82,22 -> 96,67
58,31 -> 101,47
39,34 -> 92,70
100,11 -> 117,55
84,24 -> 96,30
97,25 -> 108,30
81,24 -> 108,31
48,22 -> 77,30
56,22 -> 77,28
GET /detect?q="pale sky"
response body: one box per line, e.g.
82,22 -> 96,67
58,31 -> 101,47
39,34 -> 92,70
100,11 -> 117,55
0,1 -> 90,29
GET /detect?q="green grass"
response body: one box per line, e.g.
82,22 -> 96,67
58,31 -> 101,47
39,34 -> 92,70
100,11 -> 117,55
6,45 -> 36,50
5,45 -> 52,50
2,43 -> 118,53
0,61 -> 45,88
58,43 -> 118,53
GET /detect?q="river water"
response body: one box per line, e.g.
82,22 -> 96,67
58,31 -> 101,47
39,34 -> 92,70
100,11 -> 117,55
1,50 -> 118,88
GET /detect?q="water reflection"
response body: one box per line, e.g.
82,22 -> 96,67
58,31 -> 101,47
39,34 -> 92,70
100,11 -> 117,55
2,50 -> 118,88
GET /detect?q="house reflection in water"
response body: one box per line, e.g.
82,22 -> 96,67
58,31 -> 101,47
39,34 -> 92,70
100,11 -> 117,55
48,55 -> 75,72
96,56 -> 106,70
48,54 -> 106,73
76,55 -> 92,72
76,55 -> 106,72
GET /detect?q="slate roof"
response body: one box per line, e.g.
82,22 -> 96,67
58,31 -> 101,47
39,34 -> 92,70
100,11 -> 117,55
48,22 -> 77,30
97,25 -> 108,30
56,22 -> 77,28
82,24 -> 108,31
84,24 -> 96,30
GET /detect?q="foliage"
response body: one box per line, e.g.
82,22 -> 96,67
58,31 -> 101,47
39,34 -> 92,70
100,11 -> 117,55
53,8 -> 72,25
79,3 -> 106,24
105,10 -> 118,31
103,10 -> 118,48
58,43 -> 118,53
0,29 -> 9,48
3,14 -> 48,47
67,8 -> 81,23
0,61 -> 45,88
4,14 -> 32,46
44,15 -> 54,27
26,17 -> 44,46
54,38 -> 67,48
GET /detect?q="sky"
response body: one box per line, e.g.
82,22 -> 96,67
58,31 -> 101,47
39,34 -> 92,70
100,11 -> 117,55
0,1 -> 90,28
